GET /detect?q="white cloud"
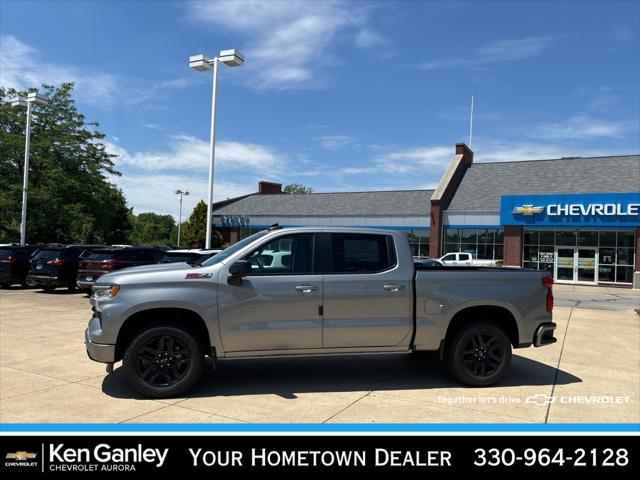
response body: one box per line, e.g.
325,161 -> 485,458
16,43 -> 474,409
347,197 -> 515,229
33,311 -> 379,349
533,115 -> 626,140
354,29 -> 386,48
315,135 -> 356,150
420,36 -> 554,70
185,0 -> 376,89
0,35 -> 119,108
339,145 -> 453,175
111,172 -> 253,218
106,135 -> 284,173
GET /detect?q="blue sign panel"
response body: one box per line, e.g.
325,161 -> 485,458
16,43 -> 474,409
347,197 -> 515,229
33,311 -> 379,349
500,193 -> 640,227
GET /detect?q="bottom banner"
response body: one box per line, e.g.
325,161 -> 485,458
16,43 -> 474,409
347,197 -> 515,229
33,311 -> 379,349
0,435 -> 635,475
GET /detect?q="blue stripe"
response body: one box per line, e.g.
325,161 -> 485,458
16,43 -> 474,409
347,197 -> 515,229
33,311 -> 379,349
1,423 -> 638,432
246,225 -> 430,231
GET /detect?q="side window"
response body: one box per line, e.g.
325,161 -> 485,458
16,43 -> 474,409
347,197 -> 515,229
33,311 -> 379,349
461,253 -> 471,261
441,254 -> 457,262
244,234 -> 314,275
329,234 -> 396,273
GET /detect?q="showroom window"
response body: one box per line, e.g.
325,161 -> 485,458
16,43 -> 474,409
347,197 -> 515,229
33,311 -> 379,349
406,229 -> 430,257
443,228 -> 504,260
523,230 -> 636,284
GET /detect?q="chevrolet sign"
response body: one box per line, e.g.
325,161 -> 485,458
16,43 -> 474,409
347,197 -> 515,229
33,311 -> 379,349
501,193 -> 640,227
513,205 -> 544,215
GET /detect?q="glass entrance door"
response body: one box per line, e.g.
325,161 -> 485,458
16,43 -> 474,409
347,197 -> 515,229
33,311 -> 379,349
576,248 -> 597,284
554,247 -> 598,285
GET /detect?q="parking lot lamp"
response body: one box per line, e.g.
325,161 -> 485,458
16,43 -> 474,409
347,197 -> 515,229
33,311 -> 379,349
10,91 -> 49,245
175,189 -> 189,247
189,49 -> 245,248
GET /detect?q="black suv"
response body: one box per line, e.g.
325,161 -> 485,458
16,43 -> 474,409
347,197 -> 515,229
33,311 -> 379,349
27,244 -> 104,292
0,244 -> 44,288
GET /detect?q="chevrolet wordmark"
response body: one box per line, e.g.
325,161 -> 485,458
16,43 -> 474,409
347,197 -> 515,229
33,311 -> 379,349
85,226 -> 557,398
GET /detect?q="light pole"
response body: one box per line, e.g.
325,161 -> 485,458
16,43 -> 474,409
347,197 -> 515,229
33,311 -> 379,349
189,49 -> 244,248
10,91 -> 49,245
175,189 -> 189,247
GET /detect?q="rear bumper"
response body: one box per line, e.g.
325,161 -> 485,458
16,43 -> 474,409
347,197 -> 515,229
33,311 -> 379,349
534,322 -> 557,347
27,274 -> 64,287
85,316 -> 115,363
77,280 -> 96,289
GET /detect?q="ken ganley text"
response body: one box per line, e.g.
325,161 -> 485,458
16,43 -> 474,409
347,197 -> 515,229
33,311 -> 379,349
190,448 -> 452,468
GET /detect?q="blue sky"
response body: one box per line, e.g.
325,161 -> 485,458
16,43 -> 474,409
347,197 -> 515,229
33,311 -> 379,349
1,0 -> 639,218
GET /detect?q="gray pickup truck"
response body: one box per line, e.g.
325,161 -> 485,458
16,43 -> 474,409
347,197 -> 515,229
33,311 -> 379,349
85,226 -> 556,398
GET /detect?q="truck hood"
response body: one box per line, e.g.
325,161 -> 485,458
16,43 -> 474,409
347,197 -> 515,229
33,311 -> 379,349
95,262 -> 209,285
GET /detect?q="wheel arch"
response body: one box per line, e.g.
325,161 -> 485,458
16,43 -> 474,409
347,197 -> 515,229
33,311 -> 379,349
443,305 -> 520,350
115,307 -> 212,361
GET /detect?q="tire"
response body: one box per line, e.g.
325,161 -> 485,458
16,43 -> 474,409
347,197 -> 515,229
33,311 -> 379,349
123,325 -> 204,398
445,321 -> 512,387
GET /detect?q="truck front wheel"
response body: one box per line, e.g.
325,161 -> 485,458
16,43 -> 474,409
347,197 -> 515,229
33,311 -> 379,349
445,322 -> 511,387
123,326 -> 204,398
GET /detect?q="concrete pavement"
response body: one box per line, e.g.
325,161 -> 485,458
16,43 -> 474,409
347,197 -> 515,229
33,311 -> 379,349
0,287 -> 638,424
554,284 -> 639,311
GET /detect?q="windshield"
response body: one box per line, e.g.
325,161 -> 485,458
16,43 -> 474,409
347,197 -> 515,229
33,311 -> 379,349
200,230 -> 269,267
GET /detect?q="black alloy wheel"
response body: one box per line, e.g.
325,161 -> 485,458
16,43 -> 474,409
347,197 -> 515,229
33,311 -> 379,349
461,332 -> 505,377
135,334 -> 192,388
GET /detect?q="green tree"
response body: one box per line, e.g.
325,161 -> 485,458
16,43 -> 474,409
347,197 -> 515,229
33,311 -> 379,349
284,183 -> 314,194
0,83 -> 132,244
129,212 -> 176,246
181,200 -> 223,248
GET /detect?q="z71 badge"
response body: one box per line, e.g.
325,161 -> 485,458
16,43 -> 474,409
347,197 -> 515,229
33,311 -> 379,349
185,273 -> 213,279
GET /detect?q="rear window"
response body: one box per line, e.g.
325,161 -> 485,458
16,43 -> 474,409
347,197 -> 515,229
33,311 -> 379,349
86,251 -> 122,261
33,249 -> 62,259
329,234 -> 396,273
0,249 -> 14,259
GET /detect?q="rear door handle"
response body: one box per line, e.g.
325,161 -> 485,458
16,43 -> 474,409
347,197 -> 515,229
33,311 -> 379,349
383,284 -> 405,292
295,285 -> 318,293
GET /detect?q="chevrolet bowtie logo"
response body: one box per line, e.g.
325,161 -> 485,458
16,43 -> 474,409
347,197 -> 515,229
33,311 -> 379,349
6,451 -> 37,461
513,204 -> 544,215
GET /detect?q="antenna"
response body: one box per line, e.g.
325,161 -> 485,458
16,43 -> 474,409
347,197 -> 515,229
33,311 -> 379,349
469,93 -> 475,148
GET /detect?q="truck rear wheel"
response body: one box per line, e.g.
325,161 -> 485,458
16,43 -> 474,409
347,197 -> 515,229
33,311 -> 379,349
123,326 -> 203,398
445,321 -> 511,387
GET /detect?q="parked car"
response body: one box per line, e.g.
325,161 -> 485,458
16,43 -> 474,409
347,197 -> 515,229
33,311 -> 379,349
438,252 -> 502,267
0,244 -> 45,288
77,247 -> 166,291
85,226 -> 556,398
413,257 -> 443,267
27,244 -> 104,292
162,249 -> 222,264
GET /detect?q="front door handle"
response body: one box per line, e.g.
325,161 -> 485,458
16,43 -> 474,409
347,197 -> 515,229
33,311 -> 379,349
383,284 -> 405,292
295,285 -> 318,293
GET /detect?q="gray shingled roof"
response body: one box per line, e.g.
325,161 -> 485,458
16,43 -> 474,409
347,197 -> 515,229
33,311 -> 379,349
447,155 -> 640,212
212,190 -> 434,216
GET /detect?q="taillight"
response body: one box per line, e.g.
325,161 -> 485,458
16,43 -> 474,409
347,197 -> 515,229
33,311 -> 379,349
542,275 -> 554,312
47,259 -> 64,266
0,257 -> 15,263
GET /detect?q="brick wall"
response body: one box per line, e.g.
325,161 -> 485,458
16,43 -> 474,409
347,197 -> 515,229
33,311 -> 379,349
428,143 -> 474,258
503,226 -> 523,267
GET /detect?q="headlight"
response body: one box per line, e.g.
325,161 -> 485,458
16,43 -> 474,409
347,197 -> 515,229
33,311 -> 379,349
92,284 -> 120,300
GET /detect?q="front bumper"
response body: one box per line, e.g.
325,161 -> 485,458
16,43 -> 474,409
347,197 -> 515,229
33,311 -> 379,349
85,316 -> 115,363
534,322 -> 557,347
77,280 -> 95,290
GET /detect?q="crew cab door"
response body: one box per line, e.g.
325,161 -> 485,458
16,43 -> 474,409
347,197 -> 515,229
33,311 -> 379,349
321,233 -> 412,348
217,233 -> 323,352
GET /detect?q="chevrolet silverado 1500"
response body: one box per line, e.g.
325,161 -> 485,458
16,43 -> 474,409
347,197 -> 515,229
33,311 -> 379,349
85,226 -> 556,398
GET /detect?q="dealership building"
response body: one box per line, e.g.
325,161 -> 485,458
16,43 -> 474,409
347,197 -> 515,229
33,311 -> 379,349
212,144 -> 640,288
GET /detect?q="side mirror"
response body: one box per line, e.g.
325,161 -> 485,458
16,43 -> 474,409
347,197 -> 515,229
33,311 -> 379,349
227,259 -> 252,285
